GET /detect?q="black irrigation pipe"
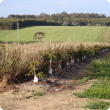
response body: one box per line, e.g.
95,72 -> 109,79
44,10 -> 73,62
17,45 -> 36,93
40,49 -> 110,82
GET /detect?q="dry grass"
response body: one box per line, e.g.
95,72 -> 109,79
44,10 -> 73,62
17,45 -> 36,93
0,41 -> 110,91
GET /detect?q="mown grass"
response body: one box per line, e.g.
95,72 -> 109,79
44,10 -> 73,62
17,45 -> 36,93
0,26 -> 106,43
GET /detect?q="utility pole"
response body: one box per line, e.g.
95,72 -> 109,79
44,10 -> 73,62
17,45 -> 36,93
17,20 -> 19,45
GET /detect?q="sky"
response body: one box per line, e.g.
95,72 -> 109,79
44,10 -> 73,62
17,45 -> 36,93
0,0 -> 110,18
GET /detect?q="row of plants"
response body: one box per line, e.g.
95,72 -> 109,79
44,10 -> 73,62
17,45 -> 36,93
29,44 -> 110,79
0,42 -> 110,84
0,19 -> 60,30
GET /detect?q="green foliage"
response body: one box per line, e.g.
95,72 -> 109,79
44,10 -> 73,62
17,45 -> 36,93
78,77 -> 90,83
41,61 -> 49,72
37,72 -> 45,78
88,56 -> 110,78
74,79 -> 110,99
74,53 -> 110,99
0,19 -> 60,30
62,22 -> 70,26
28,59 -> 41,76
28,44 -> 110,78
32,91 -> 45,97
2,13 -> 110,29
1,40 -> 110,84
84,100 -> 110,109
101,107 -> 110,110
72,22 -> 78,26
73,92 -> 87,98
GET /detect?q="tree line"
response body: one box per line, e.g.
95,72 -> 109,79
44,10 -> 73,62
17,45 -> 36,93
0,19 -> 59,30
7,12 -> 106,19
0,12 -> 110,30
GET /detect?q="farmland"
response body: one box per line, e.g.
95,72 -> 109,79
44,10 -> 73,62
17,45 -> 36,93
1,26 -> 110,110
0,26 -> 108,43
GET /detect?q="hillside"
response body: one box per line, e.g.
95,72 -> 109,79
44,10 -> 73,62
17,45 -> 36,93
0,26 -> 108,43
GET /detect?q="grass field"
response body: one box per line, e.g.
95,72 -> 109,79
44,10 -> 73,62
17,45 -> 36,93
0,26 -> 108,43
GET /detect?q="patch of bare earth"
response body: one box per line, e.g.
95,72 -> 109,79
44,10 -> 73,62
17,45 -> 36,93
0,51 -> 110,110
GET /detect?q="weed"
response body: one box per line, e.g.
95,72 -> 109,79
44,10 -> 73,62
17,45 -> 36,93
88,55 -> 110,79
74,79 -> 110,99
32,91 -> 45,97
78,76 -> 90,83
73,92 -> 87,98
74,53 -> 110,99
84,100 -> 110,109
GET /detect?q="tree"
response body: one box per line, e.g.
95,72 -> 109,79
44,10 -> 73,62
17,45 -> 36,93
72,22 -> 78,26
51,14 -> 58,22
62,22 -> 70,26
33,32 -> 45,42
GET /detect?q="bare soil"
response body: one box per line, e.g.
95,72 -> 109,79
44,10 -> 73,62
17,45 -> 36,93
0,51 -> 110,110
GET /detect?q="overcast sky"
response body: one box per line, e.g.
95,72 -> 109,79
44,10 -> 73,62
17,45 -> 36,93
0,0 -> 110,17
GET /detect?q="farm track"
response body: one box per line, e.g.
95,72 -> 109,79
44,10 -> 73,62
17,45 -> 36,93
0,50 -> 110,110
97,26 -> 106,42
105,27 -> 110,42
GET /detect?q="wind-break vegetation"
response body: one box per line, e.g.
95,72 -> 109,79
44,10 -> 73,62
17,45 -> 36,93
0,12 -> 110,30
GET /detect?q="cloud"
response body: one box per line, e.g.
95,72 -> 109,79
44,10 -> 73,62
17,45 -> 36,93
107,0 -> 110,3
0,0 -> 3,4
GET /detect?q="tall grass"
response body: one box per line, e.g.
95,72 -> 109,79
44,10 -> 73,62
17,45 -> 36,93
0,41 -> 110,88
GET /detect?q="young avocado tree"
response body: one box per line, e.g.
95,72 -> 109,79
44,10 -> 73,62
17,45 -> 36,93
33,32 -> 45,42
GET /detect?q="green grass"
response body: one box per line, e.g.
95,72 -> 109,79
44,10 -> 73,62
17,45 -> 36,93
99,26 -> 109,43
0,26 -> 108,43
74,53 -> 110,99
84,100 -> 110,110
32,91 -> 45,97
73,52 -> 110,109
78,76 -> 90,83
